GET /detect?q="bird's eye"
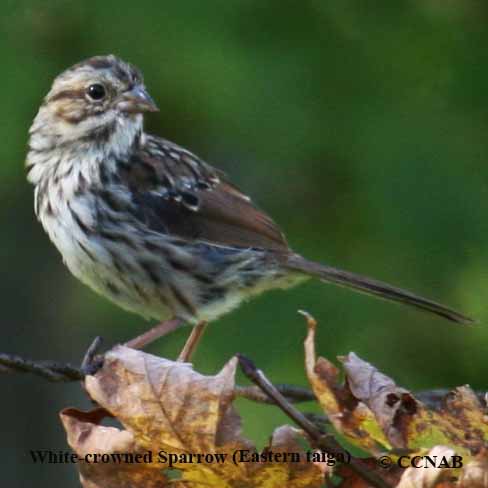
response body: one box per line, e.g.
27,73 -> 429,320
86,83 -> 106,101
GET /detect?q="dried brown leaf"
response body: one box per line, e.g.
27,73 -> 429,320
62,346 -> 324,487
61,407 -> 168,488
305,316 -> 488,459
305,318 -> 390,452
251,425 -> 326,487
341,352 -> 421,448
85,346 -> 242,453
341,354 -> 488,454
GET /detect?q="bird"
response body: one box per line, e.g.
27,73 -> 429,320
26,55 -> 472,353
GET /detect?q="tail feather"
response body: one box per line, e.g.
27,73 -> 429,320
285,255 -> 473,325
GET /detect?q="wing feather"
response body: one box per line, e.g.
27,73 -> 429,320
125,136 -> 289,252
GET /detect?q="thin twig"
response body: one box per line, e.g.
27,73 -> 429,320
237,353 -> 392,488
234,384 -> 316,404
0,337 -> 105,383
237,383 -> 487,410
0,353 -> 83,382
2,345 -> 478,416
303,412 -> 330,428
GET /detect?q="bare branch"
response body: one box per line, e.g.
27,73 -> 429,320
0,353 -> 83,382
234,384 -> 316,404
0,337 -> 103,382
237,353 -> 392,488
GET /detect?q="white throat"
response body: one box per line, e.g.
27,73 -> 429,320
27,111 -> 143,187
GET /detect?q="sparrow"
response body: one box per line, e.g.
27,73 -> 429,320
25,55 -> 472,350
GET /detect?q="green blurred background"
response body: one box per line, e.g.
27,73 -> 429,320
1,0 -> 487,486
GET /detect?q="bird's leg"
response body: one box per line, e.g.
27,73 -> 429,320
177,321 -> 208,362
125,317 -> 184,350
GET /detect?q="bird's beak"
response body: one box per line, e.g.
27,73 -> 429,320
118,85 -> 159,113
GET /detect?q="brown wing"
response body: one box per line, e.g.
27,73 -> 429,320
125,136 -> 289,252
188,180 -> 289,251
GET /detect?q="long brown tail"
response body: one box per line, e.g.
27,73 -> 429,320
285,254 -> 473,324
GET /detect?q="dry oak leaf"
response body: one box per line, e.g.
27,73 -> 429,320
304,317 -> 390,453
304,317 -> 488,458
61,346 -> 323,487
341,355 -> 488,455
61,407 -> 168,488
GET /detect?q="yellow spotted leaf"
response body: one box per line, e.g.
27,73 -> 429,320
304,315 -> 488,462
61,346 -> 324,488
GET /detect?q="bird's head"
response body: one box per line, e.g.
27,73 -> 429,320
28,55 -> 158,156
